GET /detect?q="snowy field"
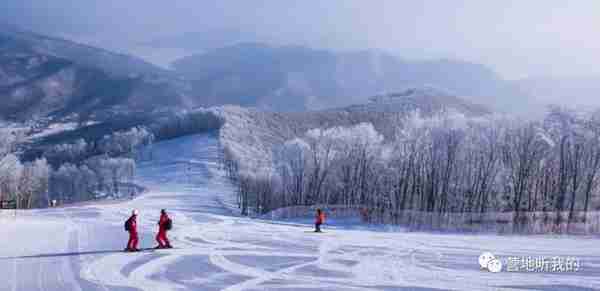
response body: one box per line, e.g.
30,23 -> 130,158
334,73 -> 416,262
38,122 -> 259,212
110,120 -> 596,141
1,133 -> 599,291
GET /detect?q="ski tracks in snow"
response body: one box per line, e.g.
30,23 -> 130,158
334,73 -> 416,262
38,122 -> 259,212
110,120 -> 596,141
55,134 -> 600,290
6,134 -> 600,291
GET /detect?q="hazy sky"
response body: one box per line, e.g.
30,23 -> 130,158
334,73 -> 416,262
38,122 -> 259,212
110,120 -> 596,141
2,0 -> 599,79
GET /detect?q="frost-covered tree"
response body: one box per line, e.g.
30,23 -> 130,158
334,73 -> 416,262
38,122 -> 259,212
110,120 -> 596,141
98,126 -> 154,158
39,126 -> 151,206
275,138 -> 310,206
267,123 -> 386,213
0,127 -> 50,208
44,139 -> 89,165
17,158 -> 50,208
49,156 -> 136,204
0,132 -> 16,158
0,154 -> 23,203
224,107 -> 600,232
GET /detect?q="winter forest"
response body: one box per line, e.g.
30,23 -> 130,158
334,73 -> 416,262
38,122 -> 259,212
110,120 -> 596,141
224,107 -> 600,233
0,126 -> 152,208
0,127 -> 48,209
0,110 -> 220,209
4,105 -> 600,233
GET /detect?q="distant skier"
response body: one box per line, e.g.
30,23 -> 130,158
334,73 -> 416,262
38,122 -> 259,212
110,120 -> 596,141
155,209 -> 173,249
124,209 -> 140,252
315,208 -> 325,232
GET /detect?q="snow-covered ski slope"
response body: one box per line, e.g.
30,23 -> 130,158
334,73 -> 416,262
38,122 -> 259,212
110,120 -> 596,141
1,133 -> 600,291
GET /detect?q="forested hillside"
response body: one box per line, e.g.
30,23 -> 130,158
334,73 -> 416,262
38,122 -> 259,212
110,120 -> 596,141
218,97 -> 600,233
0,24 -> 190,123
0,107 -> 226,208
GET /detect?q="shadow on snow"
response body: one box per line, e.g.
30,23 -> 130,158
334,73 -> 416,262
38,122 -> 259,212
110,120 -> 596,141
0,248 -> 157,260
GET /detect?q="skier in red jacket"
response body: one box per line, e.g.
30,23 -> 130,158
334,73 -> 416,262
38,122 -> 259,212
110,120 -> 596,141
125,209 -> 140,252
155,209 -> 172,249
315,208 -> 325,232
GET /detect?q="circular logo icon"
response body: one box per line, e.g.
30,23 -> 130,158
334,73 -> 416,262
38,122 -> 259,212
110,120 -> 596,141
487,258 -> 503,273
479,252 -> 495,269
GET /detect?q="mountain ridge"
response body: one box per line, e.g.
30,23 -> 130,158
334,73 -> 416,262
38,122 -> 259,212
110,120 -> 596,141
171,42 -> 524,113
0,23 -> 169,77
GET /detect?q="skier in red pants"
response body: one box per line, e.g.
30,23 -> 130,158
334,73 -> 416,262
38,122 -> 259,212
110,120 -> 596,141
315,208 -> 325,232
125,209 -> 140,252
155,209 -> 172,249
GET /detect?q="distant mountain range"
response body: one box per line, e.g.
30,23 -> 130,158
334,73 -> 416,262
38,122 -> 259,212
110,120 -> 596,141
0,24 -> 192,122
0,24 -> 169,78
2,24 -> 597,128
171,42 -> 526,113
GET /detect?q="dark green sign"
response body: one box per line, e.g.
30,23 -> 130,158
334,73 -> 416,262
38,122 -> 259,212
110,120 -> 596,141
0,200 -> 16,209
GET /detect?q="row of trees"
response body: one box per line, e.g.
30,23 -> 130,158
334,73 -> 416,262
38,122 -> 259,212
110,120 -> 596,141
2,107 -> 224,208
226,107 -> 600,231
1,128 -> 50,208
0,155 -> 51,209
43,127 -> 151,205
45,110 -> 226,205
0,126 -> 151,208
150,108 -> 223,140
49,156 -> 136,203
44,126 -> 154,165
3,108 -> 221,208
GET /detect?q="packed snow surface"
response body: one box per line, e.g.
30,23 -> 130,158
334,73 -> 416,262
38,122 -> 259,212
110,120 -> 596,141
1,133 -> 599,291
